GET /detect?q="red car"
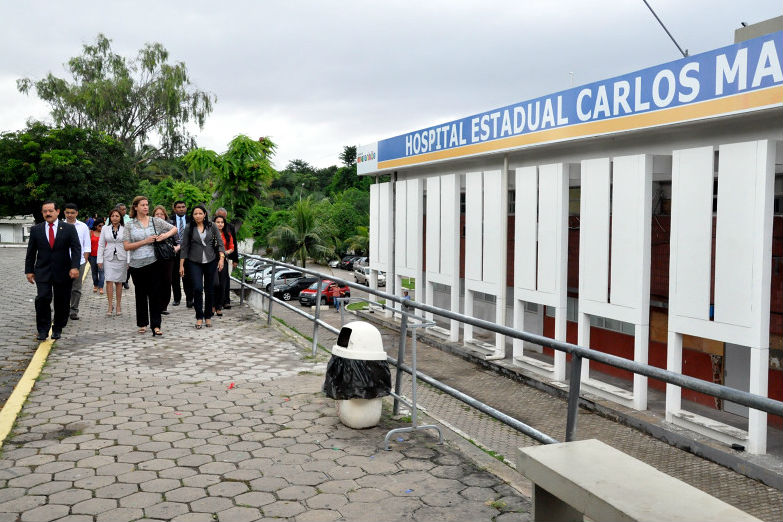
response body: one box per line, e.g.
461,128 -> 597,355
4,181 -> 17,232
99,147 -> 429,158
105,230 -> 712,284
298,279 -> 351,306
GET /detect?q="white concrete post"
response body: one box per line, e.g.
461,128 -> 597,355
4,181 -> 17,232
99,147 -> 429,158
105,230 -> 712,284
665,331 -> 683,421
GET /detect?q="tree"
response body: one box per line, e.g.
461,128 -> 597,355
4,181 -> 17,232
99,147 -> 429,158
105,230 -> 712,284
183,135 -> 277,238
323,188 -> 369,241
338,145 -> 356,167
347,225 -> 369,255
0,122 -> 137,218
267,197 -> 334,267
17,33 -> 215,158
141,177 -> 211,212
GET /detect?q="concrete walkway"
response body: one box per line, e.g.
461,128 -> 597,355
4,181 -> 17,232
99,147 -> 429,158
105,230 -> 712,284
249,270 -> 783,522
0,248 -> 530,522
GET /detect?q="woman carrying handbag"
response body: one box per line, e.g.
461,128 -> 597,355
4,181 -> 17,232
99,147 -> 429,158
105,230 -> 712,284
179,204 -> 225,329
122,196 -> 178,336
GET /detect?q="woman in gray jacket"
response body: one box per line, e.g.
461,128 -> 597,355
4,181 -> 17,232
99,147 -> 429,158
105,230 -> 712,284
179,204 -> 225,328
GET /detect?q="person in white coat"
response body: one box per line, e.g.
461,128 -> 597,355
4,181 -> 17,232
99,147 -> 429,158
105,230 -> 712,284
98,208 -> 129,316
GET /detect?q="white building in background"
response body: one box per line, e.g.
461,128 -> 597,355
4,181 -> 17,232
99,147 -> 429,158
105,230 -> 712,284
0,215 -> 34,243
359,21 -> 783,454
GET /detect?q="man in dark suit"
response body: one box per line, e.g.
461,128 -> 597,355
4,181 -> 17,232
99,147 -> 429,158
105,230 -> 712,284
214,207 -> 238,309
25,200 -> 82,340
169,200 -> 193,307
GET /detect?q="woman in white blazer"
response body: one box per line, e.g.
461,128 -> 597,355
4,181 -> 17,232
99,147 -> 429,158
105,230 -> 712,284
98,208 -> 130,316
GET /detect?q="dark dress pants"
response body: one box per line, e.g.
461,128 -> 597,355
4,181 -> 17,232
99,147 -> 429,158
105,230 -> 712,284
172,251 -> 193,304
159,258 -> 173,312
35,279 -> 73,336
130,261 -> 163,329
215,262 -> 229,312
188,259 -> 217,320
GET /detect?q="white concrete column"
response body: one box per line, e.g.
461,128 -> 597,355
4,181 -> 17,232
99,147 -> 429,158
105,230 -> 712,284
424,282 -> 434,322
633,323 -> 649,410
513,299 -> 525,359
369,270 -> 378,304
747,345 -> 768,454
553,306 -> 567,381
464,290 -> 474,344
578,312 -> 591,383
449,283 -> 460,342
665,331 -> 683,421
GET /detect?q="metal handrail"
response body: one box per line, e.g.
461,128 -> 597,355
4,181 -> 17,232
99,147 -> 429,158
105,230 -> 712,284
232,254 -> 783,446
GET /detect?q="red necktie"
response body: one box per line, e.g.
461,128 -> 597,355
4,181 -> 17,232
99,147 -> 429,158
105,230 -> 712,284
48,223 -> 55,249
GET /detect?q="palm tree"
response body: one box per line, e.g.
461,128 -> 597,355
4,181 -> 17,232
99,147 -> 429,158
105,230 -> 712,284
268,197 -> 334,268
347,225 -> 369,256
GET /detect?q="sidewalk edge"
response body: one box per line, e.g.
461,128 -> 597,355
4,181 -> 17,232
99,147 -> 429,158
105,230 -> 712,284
0,339 -> 53,449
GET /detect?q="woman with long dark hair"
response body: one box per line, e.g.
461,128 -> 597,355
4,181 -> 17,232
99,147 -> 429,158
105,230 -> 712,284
88,218 -> 105,294
98,209 -> 128,316
179,205 -> 225,329
212,215 -> 234,317
123,196 -> 178,336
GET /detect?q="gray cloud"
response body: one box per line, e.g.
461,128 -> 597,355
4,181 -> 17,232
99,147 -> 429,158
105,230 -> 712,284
1,1 -> 779,168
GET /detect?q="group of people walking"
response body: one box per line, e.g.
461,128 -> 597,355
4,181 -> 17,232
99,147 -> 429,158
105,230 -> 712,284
25,197 -> 238,340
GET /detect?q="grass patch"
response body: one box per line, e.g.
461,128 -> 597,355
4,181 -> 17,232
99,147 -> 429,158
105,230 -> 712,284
467,438 -> 507,464
273,316 -> 330,354
487,499 -> 507,510
401,278 -> 415,290
347,299 -> 386,311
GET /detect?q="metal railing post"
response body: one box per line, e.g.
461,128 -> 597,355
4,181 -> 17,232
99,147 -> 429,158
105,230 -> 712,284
393,304 -> 409,415
565,355 -> 583,442
239,256 -> 246,306
311,277 -> 323,356
266,262 -> 276,326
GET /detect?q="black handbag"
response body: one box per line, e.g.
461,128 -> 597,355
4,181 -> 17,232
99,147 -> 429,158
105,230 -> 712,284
151,218 -> 175,261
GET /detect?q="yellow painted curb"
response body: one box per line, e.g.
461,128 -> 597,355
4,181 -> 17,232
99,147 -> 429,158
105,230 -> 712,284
0,338 -> 54,449
0,257 -> 90,448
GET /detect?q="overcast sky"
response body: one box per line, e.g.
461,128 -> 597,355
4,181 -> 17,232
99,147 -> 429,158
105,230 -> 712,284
0,1 -> 780,169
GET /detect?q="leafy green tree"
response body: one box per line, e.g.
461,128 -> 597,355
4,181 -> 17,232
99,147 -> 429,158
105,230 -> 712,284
245,204 -> 289,249
267,197 -> 334,267
323,188 -> 369,242
17,33 -> 215,157
183,135 -> 277,238
347,225 -> 369,256
0,122 -> 136,217
142,177 -> 211,212
338,145 -> 357,167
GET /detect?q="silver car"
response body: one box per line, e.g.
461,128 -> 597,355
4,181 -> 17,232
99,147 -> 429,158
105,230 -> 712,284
354,266 -> 385,286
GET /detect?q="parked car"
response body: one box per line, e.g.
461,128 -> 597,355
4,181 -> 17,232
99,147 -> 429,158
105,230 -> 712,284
353,256 -> 368,267
247,265 -> 275,283
327,259 -> 339,268
354,265 -> 385,286
339,255 -> 360,271
242,261 -> 269,277
273,276 -> 319,301
298,279 -> 351,306
259,269 -> 304,292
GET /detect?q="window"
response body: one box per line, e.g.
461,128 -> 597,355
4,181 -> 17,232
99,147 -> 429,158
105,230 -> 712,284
569,187 -> 581,216
508,189 -> 516,215
775,175 -> 783,215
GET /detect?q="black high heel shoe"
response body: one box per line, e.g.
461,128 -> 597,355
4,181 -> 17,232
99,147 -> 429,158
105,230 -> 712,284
152,328 -> 163,337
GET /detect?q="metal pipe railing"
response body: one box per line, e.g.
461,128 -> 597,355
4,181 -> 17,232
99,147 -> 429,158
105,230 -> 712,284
231,254 -> 783,445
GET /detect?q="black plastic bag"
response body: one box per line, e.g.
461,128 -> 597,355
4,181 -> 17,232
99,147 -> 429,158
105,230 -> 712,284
323,355 -> 391,400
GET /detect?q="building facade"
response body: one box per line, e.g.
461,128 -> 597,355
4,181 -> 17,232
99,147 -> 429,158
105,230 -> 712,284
360,23 -> 783,454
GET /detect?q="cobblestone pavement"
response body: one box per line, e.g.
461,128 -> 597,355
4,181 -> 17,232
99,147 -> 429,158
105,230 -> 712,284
261,276 -> 783,522
0,248 -> 43,409
0,249 -> 530,522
